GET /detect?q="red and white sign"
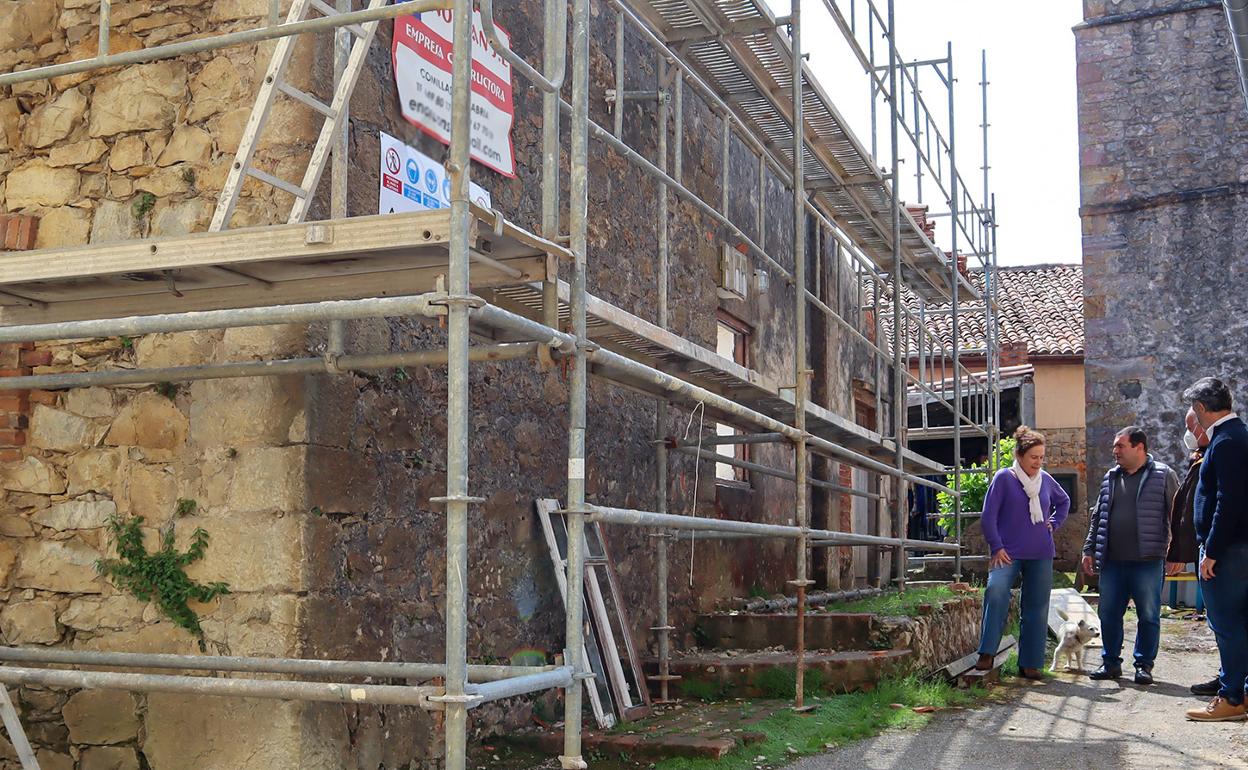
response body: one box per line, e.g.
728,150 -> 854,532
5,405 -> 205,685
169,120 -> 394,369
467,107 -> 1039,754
392,8 -> 516,178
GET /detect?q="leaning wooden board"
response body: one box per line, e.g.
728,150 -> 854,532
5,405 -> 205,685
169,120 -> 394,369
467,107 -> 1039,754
1048,588 -> 1102,648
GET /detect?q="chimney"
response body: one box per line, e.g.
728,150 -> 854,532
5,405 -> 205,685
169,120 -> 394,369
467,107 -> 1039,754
1000,341 -> 1029,368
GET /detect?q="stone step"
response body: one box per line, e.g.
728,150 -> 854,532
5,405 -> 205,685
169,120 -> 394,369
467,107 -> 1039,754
695,612 -> 878,651
645,649 -> 914,700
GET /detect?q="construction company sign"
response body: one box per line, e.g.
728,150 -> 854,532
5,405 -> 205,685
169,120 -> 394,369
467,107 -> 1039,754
378,131 -> 491,214
392,7 -> 516,177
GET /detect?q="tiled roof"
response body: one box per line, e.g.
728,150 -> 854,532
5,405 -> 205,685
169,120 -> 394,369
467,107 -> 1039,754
886,263 -> 1083,358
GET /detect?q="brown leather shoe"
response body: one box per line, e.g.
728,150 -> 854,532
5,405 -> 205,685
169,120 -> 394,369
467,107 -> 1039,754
1186,697 -> 1248,722
1020,668 -> 1045,681
974,653 -> 994,671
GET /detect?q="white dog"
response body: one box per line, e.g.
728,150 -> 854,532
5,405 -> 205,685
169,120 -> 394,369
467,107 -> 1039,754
1050,610 -> 1101,672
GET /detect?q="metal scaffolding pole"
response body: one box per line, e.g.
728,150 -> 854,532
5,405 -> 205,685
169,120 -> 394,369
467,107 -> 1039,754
435,1 -> 476,766
0,0 -> 450,88
947,41 -> 964,582
0,647 -> 552,682
652,56 -> 676,705
0,344 -> 540,391
562,0 -> 591,764
586,504 -> 959,551
789,0 -> 813,711
673,445 -> 883,500
886,0 -> 907,588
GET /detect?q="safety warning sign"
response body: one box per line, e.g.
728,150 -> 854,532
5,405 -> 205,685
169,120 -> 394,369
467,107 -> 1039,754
392,7 -> 516,178
378,131 -> 491,215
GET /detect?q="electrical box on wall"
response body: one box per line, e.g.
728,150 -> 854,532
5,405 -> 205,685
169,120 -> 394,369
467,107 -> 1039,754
718,244 -> 749,301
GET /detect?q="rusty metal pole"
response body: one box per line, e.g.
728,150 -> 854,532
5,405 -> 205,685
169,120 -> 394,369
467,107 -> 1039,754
789,0 -> 813,711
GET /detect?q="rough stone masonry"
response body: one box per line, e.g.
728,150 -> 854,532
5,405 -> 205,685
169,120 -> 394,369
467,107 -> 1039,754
0,1 -> 894,768
1076,0 -> 1248,495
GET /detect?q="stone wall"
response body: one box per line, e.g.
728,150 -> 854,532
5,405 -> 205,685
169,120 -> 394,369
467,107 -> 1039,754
877,593 -> 984,673
0,0 -> 893,766
1077,0 -> 1248,495
1,1 -> 332,767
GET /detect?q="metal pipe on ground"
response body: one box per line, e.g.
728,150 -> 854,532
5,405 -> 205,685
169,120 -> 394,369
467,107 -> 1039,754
0,666 -> 442,708
741,587 -> 884,614
0,647 -> 553,683
0,344 -> 541,391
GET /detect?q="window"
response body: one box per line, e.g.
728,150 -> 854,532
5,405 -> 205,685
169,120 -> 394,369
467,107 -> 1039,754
715,313 -> 751,484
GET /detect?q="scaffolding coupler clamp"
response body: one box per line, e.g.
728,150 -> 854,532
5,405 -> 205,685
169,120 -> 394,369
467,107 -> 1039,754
427,692 -> 484,708
428,293 -> 486,311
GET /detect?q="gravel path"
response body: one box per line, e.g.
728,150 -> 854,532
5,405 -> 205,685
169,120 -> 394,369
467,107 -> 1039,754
786,613 -> 1247,770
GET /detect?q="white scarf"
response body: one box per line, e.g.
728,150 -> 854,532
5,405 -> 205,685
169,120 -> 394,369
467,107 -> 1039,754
1011,461 -> 1045,525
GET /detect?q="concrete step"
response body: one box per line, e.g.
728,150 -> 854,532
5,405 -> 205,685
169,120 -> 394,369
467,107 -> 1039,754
645,649 -> 914,700
695,612 -> 878,651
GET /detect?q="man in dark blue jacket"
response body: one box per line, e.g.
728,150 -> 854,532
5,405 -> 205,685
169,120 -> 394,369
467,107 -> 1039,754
1182,377 -> 1248,722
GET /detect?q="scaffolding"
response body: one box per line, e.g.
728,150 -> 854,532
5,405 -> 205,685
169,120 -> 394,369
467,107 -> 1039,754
0,0 -> 998,768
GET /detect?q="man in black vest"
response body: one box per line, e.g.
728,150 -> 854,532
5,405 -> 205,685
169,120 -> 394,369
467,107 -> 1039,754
1183,377 -> 1248,722
1082,426 -> 1178,684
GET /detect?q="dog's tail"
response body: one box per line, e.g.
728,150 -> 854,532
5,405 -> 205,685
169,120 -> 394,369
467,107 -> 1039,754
1055,608 -> 1069,621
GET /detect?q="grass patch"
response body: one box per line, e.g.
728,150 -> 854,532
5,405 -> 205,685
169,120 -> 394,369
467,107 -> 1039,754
754,666 -> 827,699
655,676 -> 987,770
1051,571 -> 1078,589
677,676 -> 730,703
830,586 -> 972,617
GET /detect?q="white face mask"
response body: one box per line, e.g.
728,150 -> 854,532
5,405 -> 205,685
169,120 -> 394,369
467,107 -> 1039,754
1183,430 -> 1200,452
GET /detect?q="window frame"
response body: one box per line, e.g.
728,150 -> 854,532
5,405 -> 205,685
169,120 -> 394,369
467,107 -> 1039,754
714,312 -> 753,487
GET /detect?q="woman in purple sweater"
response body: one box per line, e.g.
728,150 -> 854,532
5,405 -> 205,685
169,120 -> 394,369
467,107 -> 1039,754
975,426 -> 1071,679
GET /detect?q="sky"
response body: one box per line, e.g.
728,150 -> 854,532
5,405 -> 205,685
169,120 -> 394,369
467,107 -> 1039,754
765,0 -> 1084,267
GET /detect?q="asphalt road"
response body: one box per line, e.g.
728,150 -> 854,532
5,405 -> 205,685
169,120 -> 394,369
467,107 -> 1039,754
786,612 -> 1246,770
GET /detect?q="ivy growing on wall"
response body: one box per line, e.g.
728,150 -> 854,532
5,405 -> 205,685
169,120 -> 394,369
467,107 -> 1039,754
95,507 -> 230,651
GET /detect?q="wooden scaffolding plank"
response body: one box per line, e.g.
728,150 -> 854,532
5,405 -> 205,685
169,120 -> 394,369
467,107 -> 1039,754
0,258 -> 547,326
0,210 -> 458,286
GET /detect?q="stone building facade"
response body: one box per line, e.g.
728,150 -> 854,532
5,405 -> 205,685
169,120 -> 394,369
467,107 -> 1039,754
1077,0 -> 1248,491
0,1 -> 891,767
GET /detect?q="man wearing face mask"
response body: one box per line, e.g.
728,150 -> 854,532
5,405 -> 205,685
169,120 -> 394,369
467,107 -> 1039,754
1167,411 -> 1219,696
1182,377 -> 1248,722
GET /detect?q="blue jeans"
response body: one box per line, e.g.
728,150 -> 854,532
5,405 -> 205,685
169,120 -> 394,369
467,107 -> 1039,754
1200,542 -> 1248,705
979,558 -> 1053,670
1098,559 -> 1164,670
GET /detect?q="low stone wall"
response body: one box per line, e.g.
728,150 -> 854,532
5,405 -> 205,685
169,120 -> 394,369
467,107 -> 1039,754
875,595 -> 984,673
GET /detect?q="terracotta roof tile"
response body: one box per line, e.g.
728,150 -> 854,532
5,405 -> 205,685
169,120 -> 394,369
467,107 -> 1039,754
886,263 -> 1083,358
